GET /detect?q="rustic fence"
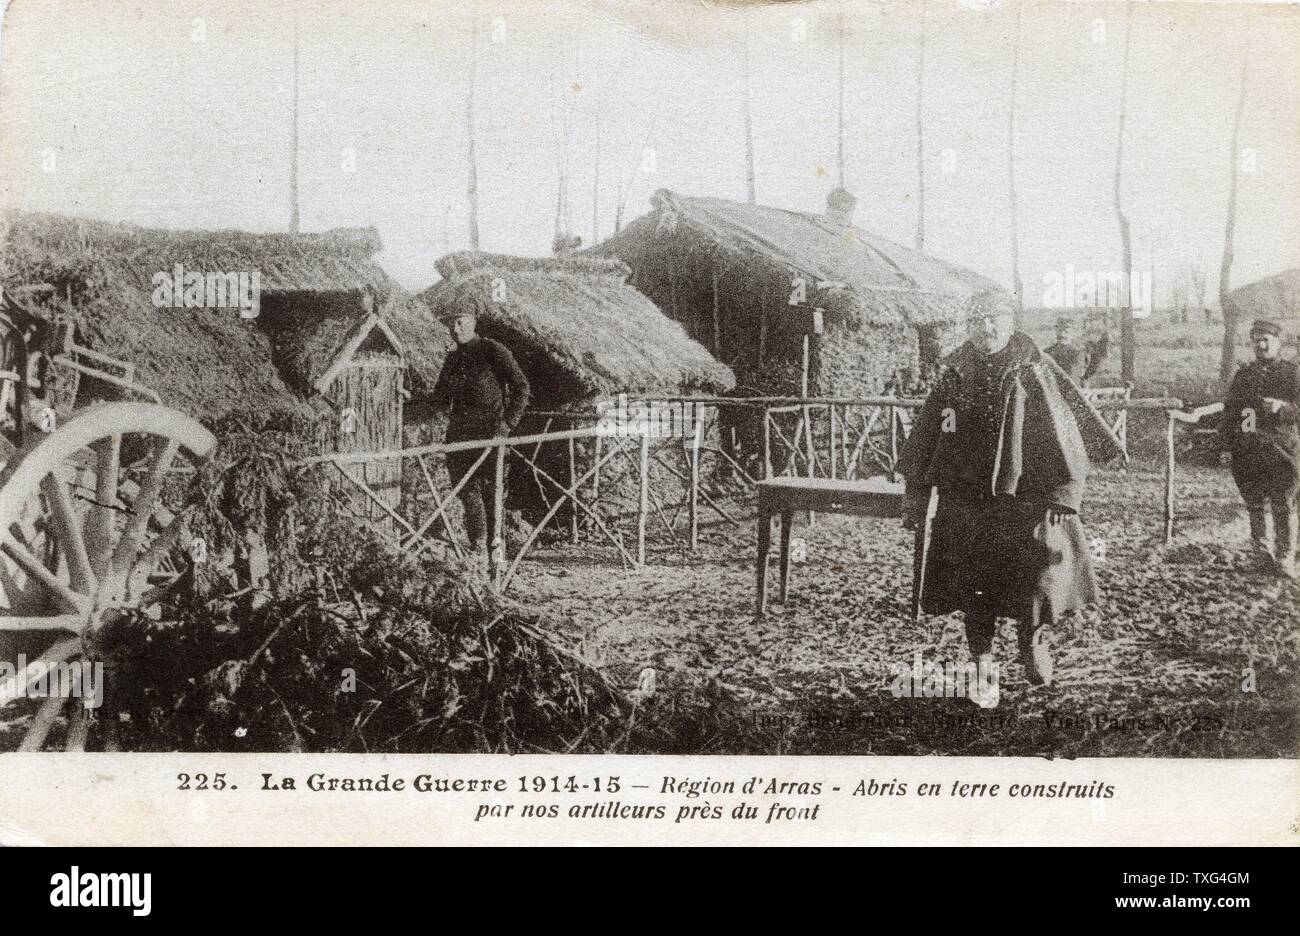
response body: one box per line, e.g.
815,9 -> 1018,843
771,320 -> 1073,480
299,390 -> 1212,592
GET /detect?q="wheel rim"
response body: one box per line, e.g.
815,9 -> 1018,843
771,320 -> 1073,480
0,402 -> 216,750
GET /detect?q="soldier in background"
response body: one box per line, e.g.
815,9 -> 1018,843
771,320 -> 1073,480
1220,319 -> 1300,579
431,309 -> 530,570
1044,314 -> 1110,387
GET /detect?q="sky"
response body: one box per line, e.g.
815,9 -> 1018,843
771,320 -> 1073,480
1,0 -> 1297,301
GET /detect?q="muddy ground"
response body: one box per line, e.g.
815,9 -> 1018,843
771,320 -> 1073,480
514,459 -> 1299,757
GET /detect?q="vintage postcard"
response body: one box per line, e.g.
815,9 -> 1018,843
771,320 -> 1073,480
0,0 -> 1296,846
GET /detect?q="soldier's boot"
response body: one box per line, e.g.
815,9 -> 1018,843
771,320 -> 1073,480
964,614 -> 995,659
1271,499 -> 1298,580
1017,623 -> 1054,688
962,615 -> 998,708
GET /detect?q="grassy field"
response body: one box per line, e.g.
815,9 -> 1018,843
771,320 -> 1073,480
1022,309 -> 1299,404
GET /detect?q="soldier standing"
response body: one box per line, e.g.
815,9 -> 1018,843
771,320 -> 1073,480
432,309 -> 530,568
1220,319 -> 1300,578
899,298 -> 1123,696
1044,314 -> 1110,387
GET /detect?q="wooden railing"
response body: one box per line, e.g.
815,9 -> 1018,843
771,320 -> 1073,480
298,392 -> 1217,591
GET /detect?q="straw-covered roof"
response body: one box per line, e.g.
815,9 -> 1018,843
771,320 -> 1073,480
1224,268 -> 1300,322
595,189 -> 1007,328
0,211 -> 444,422
420,251 -> 734,403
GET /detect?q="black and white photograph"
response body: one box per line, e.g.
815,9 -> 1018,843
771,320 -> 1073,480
0,0 -> 1295,848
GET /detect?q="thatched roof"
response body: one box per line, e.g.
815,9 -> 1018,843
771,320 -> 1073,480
0,212 -> 445,422
594,189 -> 1008,327
420,251 -> 734,403
1224,268 -> 1300,322
378,290 -> 451,399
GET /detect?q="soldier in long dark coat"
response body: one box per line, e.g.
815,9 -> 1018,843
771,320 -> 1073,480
1220,319 -> 1300,578
899,301 -> 1124,687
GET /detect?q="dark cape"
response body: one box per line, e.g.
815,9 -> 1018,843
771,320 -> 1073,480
898,333 -> 1125,623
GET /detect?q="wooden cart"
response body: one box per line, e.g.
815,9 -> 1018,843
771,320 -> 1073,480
0,295 -> 216,750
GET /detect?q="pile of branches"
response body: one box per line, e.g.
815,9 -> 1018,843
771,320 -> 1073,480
97,531 -> 629,753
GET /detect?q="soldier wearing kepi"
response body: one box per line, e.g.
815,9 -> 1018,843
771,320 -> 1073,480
899,295 -> 1124,695
1044,314 -> 1109,387
431,309 -> 530,568
1220,319 -> 1300,578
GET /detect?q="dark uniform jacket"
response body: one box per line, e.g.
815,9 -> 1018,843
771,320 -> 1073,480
899,333 -> 1124,623
431,336 -> 530,442
1221,357 -> 1300,494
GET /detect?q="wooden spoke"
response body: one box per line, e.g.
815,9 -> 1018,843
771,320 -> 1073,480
64,705 -> 91,752
85,434 -> 122,578
0,636 -> 81,707
41,474 -> 97,595
123,517 -> 191,601
18,693 -> 67,751
0,532 -> 90,614
0,613 -> 84,632
110,438 -> 179,577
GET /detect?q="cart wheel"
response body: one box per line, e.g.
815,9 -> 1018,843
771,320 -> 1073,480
0,402 -> 216,750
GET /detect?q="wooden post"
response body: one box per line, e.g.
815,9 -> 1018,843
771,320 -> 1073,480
592,431 -> 602,499
688,411 -> 703,551
568,433 -> 579,545
828,404 -> 837,479
762,407 -> 773,479
841,404 -> 851,479
889,404 -> 898,477
1164,410 -> 1176,544
637,431 -> 650,567
801,335 -> 815,526
492,442 -> 506,588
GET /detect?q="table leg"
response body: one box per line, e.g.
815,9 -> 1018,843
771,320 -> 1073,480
756,510 -> 771,618
779,510 -> 793,602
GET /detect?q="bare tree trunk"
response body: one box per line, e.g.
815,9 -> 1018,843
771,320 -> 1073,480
554,83 -> 571,244
838,0 -> 847,192
915,3 -> 926,251
1115,1 -> 1135,383
1219,63 -> 1248,383
742,16 -> 756,205
591,115 -> 601,246
1007,1 -> 1022,316
466,13 -> 481,250
289,5 -> 300,234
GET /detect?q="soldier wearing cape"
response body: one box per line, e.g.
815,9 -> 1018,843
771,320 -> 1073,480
898,299 -> 1125,688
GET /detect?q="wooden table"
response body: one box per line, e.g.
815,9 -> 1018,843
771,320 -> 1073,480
755,476 -> 904,617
